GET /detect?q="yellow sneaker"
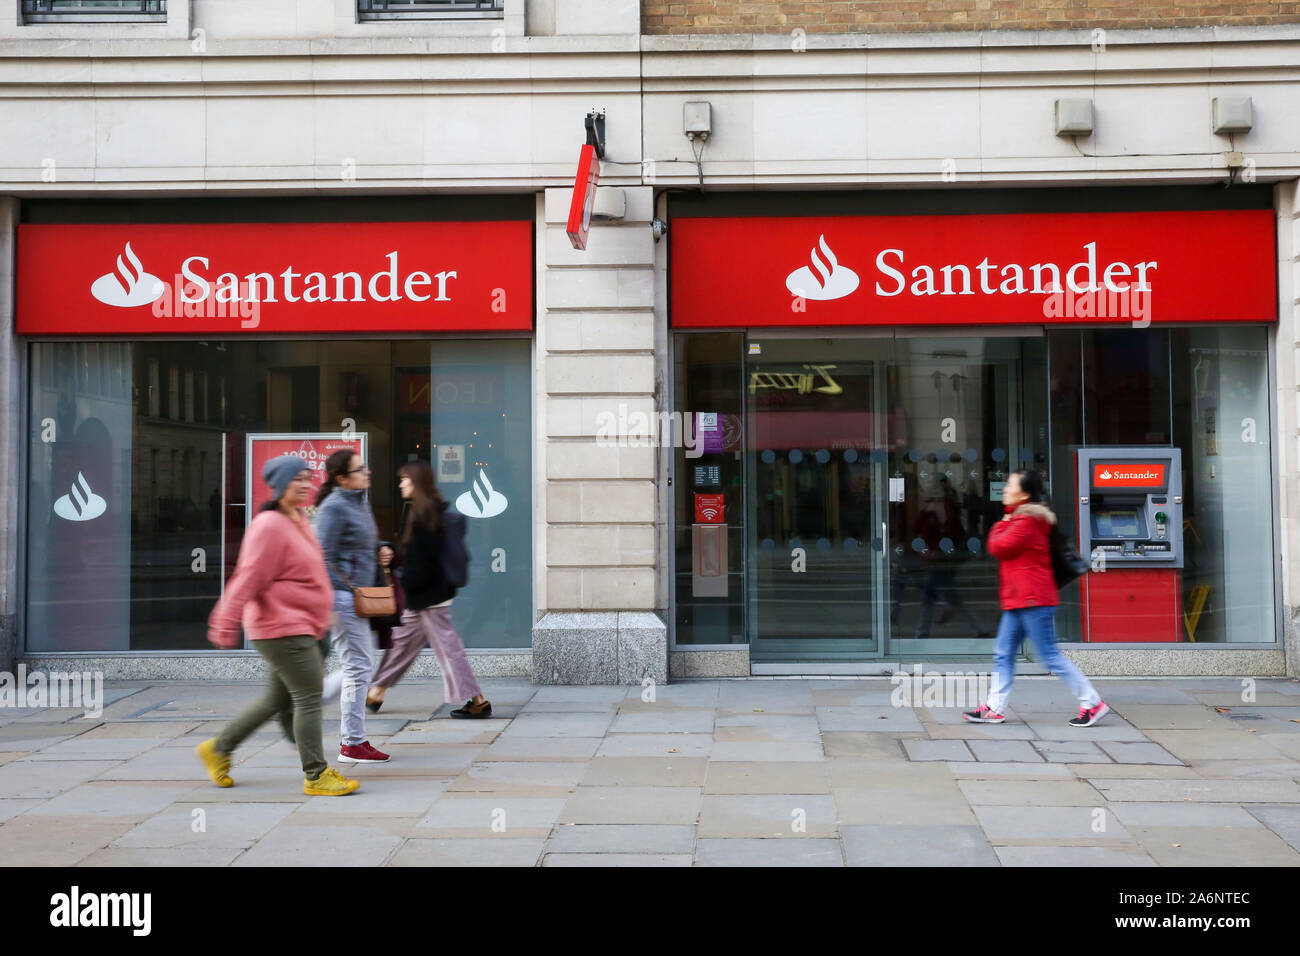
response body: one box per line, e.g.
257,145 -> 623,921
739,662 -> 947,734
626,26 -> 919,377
304,766 -> 361,797
195,738 -> 233,788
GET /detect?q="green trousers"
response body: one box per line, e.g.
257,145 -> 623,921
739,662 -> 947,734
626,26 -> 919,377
217,634 -> 327,780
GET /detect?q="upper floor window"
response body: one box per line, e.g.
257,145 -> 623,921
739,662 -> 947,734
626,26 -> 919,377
21,0 -> 166,22
358,0 -> 503,20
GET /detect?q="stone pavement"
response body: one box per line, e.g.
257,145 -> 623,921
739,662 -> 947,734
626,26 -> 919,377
1,677 -> 1299,867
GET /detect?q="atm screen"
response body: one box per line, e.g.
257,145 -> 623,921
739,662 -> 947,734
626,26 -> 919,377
1094,508 -> 1143,539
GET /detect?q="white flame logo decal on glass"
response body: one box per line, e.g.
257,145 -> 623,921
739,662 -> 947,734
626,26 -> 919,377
90,241 -> 165,308
53,472 -> 108,522
456,468 -> 508,519
785,234 -> 860,301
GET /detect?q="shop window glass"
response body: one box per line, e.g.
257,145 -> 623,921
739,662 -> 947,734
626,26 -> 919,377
26,339 -> 532,651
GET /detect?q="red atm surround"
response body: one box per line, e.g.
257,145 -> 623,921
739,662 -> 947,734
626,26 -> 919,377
1076,452 -> 1182,643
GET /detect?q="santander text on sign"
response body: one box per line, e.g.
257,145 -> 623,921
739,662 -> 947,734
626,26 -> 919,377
16,220 -> 533,335
670,209 -> 1276,328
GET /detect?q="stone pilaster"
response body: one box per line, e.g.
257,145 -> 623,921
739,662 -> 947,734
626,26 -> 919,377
531,186 -> 667,684
1278,180 -> 1300,678
0,197 -> 19,676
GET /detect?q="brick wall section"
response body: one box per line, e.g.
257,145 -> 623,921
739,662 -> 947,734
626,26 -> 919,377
643,1 -> 1300,34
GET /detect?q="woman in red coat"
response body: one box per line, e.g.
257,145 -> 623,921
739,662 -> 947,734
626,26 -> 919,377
964,469 -> 1109,727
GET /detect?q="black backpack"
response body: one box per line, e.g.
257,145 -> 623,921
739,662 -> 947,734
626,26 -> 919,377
1049,524 -> 1089,589
439,509 -> 470,590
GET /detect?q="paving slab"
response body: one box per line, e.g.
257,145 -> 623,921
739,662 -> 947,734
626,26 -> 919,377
820,732 -> 912,759
1069,763 -> 1200,779
447,762 -> 586,793
828,758 -> 922,787
698,794 -> 837,838
959,780 -> 1104,807
79,846 -> 246,866
348,743 -> 484,774
478,737 -> 601,761
816,706 -> 923,733
498,713 -> 615,739
543,853 -> 693,866
527,686 -> 630,705
415,794 -> 567,837
638,683 -> 721,706
1108,803 -> 1263,828
581,756 -> 709,788
387,838 -> 545,867
0,815 -> 139,866
833,779 -> 977,826
705,760 -> 831,794
714,713 -> 821,742
811,689 -> 900,706
904,739 -> 974,762
24,781 -> 196,818
995,845 -> 1156,866
595,734 -> 713,758
559,787 -> 702,825
842,824 -> 1000,867
0,759 -> 121,797
1110,705 -> 1237,730
1034,740 -> 1111,763
112,802 -> 298,849
1128,825 -> 1300,866
969,740 -> 1043,762
1022,718 -> 1149,742
972,805 -> 1134,844
1088,778 -> 1300,804
1246,805 -> 1300,852
694,838 -> 843,866
709,742 -> 824,762
23,735 -> 169,761
1144,729 -> 1285,762
384,720 -> 507,745
946,762 -> 1075,780
608,710 -> 716,734
1088,683 -> 1201,706
1098,742 -> 1183,765
0,733 -> 80,752
546,824 -> 695,854
234,822 -> 404,866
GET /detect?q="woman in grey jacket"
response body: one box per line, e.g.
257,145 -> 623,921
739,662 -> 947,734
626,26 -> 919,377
314,449 -> 389,763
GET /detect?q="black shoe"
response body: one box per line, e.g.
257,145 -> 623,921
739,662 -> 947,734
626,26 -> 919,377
450,699 -> 492,719
365,692 -> 383,714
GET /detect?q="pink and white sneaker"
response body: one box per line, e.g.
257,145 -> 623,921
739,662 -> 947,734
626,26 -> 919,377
962,704 -> 1005,724
339,741 -> 390,763
1068,701 -> 1110,727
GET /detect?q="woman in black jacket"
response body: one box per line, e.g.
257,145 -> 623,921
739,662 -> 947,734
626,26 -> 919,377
366,460 -> 492,718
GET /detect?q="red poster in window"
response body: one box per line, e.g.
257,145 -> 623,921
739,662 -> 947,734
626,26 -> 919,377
16,220 -> 533,335
694,493 -> 725,524
670,209 -> 1275,327
245,433 -> 366,523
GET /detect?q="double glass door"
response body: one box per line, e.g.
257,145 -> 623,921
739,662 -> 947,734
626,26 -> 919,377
745,333 -> 1046,665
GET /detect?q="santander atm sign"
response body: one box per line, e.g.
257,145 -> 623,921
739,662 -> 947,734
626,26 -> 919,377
17,221 -> 533,335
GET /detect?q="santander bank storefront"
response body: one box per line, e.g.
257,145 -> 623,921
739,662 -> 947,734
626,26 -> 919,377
16,198 -> 535,665
666,187 -> 1282,673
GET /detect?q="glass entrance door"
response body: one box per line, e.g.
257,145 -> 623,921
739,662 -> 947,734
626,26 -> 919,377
746,337 -> 891,663
744,332 -> 1047,666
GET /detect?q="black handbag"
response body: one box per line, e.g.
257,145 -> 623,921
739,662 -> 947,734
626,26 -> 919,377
1050,525 -> 1089,589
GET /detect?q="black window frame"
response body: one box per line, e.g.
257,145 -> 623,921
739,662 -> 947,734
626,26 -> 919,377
21,0 -> 167,23
358,0 -> 504,21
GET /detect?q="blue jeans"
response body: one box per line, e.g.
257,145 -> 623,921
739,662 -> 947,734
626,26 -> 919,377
987,605 -> 1100,714
327,590 -> 376,746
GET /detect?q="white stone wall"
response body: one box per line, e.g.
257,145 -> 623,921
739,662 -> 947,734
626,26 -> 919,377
539,186 -> 658,613
1278,180 -> 1300,676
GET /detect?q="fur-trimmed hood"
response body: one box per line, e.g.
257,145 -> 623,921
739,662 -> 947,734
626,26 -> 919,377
1013,502 -> 1057,525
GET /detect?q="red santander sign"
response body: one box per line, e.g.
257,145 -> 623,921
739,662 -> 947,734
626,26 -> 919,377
671,209 -> 1275,327
1092,463 -> 1167,488
16,220 -> 533,335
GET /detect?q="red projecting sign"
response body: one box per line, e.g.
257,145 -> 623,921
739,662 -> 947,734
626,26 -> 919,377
566,144 -> 600,251
17,220 -> 533,335
671,209 -> 1276,328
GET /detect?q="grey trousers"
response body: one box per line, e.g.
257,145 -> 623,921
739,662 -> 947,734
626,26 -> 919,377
329,589 -> 376,746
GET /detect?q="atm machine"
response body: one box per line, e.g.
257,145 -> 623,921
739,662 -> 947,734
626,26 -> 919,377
1076,447 -> 1184,642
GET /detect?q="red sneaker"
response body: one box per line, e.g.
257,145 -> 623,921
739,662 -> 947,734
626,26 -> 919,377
339,741 -> 390,763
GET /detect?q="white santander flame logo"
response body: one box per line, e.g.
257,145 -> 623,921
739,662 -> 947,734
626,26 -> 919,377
456,468 -> 508,519
786,235 -> 860,301
90,242 -> 164,308
1099,469 -> 1113,480
53,472 -> 108,522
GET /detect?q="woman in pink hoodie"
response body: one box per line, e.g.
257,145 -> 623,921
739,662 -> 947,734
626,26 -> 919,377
195,455 -> 360,797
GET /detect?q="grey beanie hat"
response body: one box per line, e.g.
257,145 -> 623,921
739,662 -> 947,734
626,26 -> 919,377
263,455 -> 311,503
